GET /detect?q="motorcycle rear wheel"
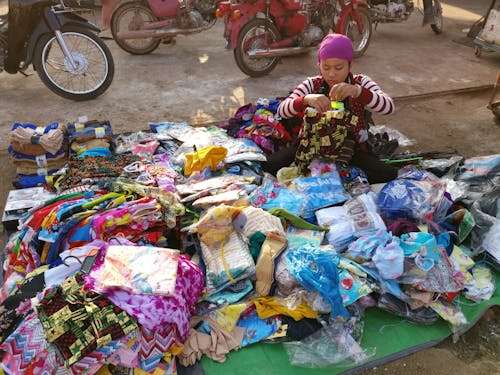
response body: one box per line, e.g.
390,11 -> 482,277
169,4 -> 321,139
111,1 -> 161,55
234,18 -> 281,77
33,26 -> 114,101
430,0 -> 443,34
340,7 -> 372,58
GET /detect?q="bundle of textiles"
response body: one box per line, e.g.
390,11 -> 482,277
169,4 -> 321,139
67,119 -> 113,157
218,98 -> 302,155
9,122 -> 68,188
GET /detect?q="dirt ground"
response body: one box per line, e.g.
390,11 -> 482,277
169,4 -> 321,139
0,0 -> 499,373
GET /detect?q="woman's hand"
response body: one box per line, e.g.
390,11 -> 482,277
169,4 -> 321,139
303,94 -> 331,113
329,83 -> 361,101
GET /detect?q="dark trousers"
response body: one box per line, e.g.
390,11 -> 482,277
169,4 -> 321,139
261,146 -> 397,184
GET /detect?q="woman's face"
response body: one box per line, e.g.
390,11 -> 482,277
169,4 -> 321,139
319,58 -> 350,86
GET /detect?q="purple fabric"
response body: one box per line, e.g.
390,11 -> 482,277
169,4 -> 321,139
385,219 -> 420,237
318,34 -> 353,62
85,254 -> 204,339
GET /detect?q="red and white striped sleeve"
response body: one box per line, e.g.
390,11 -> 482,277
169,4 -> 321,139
355,74 -> 395,115
277,77 -> 318,119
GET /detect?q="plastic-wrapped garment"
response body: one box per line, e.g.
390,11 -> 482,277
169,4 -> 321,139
248,176 -> 306,217
275,249 -> 301,296
315,192 -> 379,228
294,172 -> 349,216
399,232 -> 440,271
88,245 -> 180,296
150,122 -> 213,148
186,204 -> 243,247
455,155 -> 500,205
463,265 -> 496,303
372,237 -> 404,280
376,176 -> 446,221
456,154 -> 500,181
398,245 -> 463,293
113,131 -> 157,154
283,318 -> 375,368
236,311 -> 281,347
286,227 -> 325,250
345,229 -> 392,262
325,211 -> 386,251
201,231 -> 256,295
113,180 -> 185,228
286,244 -> 348,318
438,208 -> 476,245
203,279 -> 253,306
233,205 -> 286,239
338,269 -> 373,306
468,187 -> 500,262
67,120 -> 113,144
430,299 -> 467,335
220,137 -> 267,164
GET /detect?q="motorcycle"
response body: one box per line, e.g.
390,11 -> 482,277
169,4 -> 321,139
215,0 -> 372,77
101,0 -> 219,55
368,0 -> 443,34
0,0 -> 114,101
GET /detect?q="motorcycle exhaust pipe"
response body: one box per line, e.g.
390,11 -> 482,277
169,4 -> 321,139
116,27 -> 209,40
247,46 -> 314,58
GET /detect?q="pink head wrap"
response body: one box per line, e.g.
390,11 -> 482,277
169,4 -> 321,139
317,34 -> 353,63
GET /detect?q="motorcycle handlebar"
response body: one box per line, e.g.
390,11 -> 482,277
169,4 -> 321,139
61,0 -> 96,8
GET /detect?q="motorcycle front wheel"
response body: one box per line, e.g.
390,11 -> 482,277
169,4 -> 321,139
33,26 -> 114,101
430,0 -> 443,34
111,1 -> 161,55
340,7 -> 372,58
234,18 -> 281,77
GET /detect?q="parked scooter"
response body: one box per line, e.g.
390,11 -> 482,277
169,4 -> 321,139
216,0 -> 372,77
368,0 -> 443,34
101,0 -> 219,55
0,0 -> 114,101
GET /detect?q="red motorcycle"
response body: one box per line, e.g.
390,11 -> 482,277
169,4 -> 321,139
216,0 -> 372,77
101,0 -> 219,54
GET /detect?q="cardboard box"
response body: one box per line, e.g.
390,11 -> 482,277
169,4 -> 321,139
2,187 -> 55,231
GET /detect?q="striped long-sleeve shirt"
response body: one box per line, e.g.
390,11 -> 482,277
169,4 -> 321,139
277,74 -> 394,119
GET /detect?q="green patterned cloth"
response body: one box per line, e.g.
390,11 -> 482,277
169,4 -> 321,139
36,273 -> 138,367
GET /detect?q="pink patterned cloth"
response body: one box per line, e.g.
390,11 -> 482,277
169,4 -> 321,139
85,254 -> 204,338
89,245 -> 180,296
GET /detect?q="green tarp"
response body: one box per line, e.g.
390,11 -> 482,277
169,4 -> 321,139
202,271 -> 499,375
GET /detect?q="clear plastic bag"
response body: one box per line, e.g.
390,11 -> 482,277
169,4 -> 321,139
376,176 -> 446,221
282,318 -> 376,368
286,244 -> 348,318
469,187 -> 500,262
294,172 -> 349,216
368,124 -> 416,147
248,176 -> 306,217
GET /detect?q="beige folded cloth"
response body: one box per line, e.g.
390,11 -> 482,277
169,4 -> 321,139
10,126 -> 65,155
178,316 -> 245,366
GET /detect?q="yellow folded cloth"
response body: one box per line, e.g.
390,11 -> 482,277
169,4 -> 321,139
184,145 -> 227,175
